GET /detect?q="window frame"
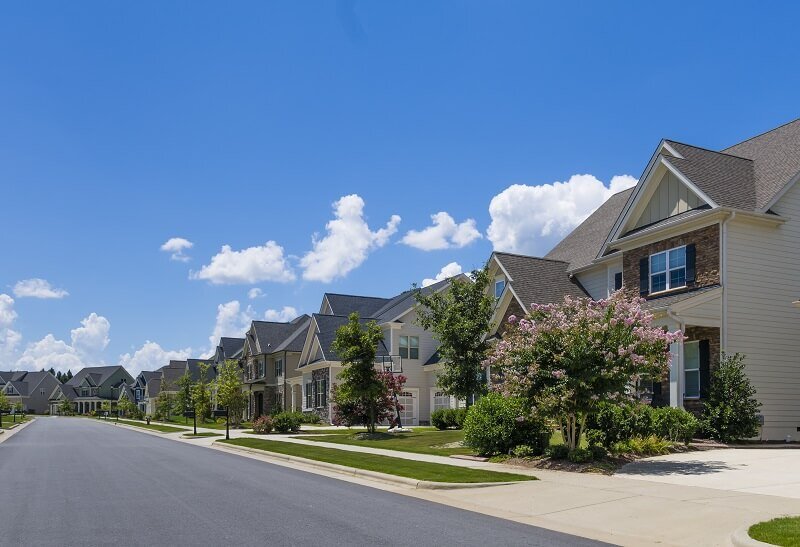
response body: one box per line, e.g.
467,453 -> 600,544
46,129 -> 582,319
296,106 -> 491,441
649,245 -> 687,294
683,340 -> 701,399
275,358 -> 284,378
304,382 -> 313,410
399,335 -> 419,360
494,278 -> 506,300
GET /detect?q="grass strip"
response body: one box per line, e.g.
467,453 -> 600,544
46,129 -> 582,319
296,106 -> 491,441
749,516 -> 800,546
183,432 -> 223,438
114,419 -> 188,433
295,430 -> 471,457
220,438 -> 534,484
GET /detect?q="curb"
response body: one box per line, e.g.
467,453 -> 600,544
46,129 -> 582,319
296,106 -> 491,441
0,418 -> 35,444
731,526 -> 772,547
212,441 -> 521,490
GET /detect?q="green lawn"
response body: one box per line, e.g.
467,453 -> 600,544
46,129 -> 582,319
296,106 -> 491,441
182,432 -> 223,438
115,419 -> 188,433
295,429 -> 472,457
220,438 -> 534,483
0,415 -> 29,429
161,418 -> 252,431
749,516 -> 800,546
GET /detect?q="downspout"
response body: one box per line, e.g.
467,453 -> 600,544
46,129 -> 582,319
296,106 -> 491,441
720,211 -> 736,351
666,309 -> 685,409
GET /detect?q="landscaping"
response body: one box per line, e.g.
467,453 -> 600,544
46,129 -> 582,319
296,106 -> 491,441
182,432 -> 222,438
219,438 -> 534,483
295,429 -> 472,457
749,516 -> 800,546
114,419 -> 188,433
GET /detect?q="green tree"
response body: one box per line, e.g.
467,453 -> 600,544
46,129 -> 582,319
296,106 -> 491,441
216,360 -> 247,427
414,267 -> 494,407
155,391 -> 173,420
191,363 -> 212,423
173,371 -> 193,423
331,313 -> 385,433
59,397 -> 73,416
117,396 -> 137,418
100,400 -> 112,417
0,390 -> 9,415
703,353 -> 761,442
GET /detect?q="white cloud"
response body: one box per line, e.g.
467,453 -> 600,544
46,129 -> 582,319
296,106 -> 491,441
207,300 -> 255,353
301,194 -> 401,283
118,341 -> 192,377
70,313 -> 111,355
401,212 -> 482,251
160,237 -> 194,262
192,241 -> 295,285
13,278 -> 69,299
263,306 -> 299,322
0,294 -> 17,328
15,334 -> 85,374
248,288 -> 264,299
487,174 -> 637,255
0,295 -> 21,366
422,262 -> 463,287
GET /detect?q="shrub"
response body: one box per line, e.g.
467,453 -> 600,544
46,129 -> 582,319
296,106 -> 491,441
511,444 -> 539,458
463,393 -> 549,456
652,407 -> 699,445
452,408 -> 467,428
544,444 -> 569,460
612,435 -> 672,456
431,408 -> 468,430
567,448 -> 593,463
272,411 -> 302,433
431,409 -> 450,430
589,444 -> 607,460
299,412 -> 322,425
703,353 -> 761,443
252,415 -> 273,434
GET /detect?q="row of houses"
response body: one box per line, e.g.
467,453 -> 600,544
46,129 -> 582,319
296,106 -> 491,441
4,119 -> 800,439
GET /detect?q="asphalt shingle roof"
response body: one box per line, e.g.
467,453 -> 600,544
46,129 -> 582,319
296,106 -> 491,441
65,366 -> 129,388
642,284 -> 722,311
493,252 -> 588,308
323,294 -> 392,318
309,314 -> 390,363
219,337 -> 245,359
250,315 -> 311,355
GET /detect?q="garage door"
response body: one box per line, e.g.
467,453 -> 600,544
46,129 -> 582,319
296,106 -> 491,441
397,389 -> 418,426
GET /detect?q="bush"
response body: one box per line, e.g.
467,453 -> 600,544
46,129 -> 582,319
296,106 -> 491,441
612,435 -> 672,456
431,408 -> 468,430
567,448 -> 593,463
652,407 -> 699,444
299,412 -> 322,425
463,393 -> 549,456
589,444 -> 607,460
703,353 -> 761,443
544,444 -> 569,460
511,444 -> 539,458
252,415 -> 273,434
272,411 -> 302,433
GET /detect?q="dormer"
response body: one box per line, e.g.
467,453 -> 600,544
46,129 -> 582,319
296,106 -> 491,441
628,166 -> 707,232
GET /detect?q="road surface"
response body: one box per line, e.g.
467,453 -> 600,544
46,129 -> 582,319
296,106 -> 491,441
0,418 -> 609,546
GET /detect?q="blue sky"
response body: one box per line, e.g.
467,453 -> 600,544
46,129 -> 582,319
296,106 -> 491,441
2,1 -> 799,375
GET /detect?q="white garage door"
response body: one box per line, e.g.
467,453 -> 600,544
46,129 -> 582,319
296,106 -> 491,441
397,389 -> 418,426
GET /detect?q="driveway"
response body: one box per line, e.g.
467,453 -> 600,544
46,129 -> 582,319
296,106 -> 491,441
617,448 -> 800,498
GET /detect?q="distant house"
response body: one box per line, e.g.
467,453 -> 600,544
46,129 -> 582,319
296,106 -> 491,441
212,337 -> 245,369
128,371 -> 161,414
49,366 -> 134,415
0,370 -> 60,414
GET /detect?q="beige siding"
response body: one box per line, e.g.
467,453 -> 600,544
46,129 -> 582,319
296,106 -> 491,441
389,309 -> 439,423
575,266 -> 608,300
679,294 -> 721,327
726,183 -> 800,440
634,171 -> 704,228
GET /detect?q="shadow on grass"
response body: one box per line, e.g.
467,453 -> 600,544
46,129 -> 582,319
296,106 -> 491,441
617,459 -> 735,476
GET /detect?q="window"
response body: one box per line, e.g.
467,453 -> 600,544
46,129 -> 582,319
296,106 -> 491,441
80,387 -> 89,397
41,388 -> 46,396
258,360 -> 265,378
275,359 -> 284,378
399,336 -> 419,360
614,272 -> 623,291
684,341 -> 700,398
650,246 -> 686,293
305,382 -> 312,409
315,378 -> 327,408
432,390 -> 450,412
494,279 -> 505,300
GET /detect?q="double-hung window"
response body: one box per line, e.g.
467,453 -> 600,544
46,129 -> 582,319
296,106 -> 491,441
305,382 -> 313,409
258,360 -> 265,379
275,359 -> 284,378
314,378 -> 327,408
399,336 -> 419,360
650,246 -> 686,293
683,341 -> 700,399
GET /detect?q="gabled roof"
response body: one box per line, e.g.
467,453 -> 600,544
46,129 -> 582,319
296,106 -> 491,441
492,252 -> 588,308
146,377 -> 162,398
545,188 -> 634,270
187,359 -> 216,382
322,294 -> 391,318
370,277 -> 460,323
306,314 -> 390,364
6,381 -> 27,396
248,315 -> 311,356
65,366 -> 131,388
218,337 -> 245,360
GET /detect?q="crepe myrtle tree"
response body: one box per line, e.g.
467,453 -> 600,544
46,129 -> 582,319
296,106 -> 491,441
485,293 -> 683,451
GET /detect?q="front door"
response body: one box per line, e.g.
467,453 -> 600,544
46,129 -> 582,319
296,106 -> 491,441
254,392 -> 264,418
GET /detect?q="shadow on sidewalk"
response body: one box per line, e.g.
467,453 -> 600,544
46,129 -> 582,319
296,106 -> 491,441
616,459 -> 735,476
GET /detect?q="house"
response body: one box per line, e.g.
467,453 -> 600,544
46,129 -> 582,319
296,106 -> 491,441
242,316 -> 311,420
49,366 -> 134,415
0,370 -> 61,414
212,337 -> 245,369
493,118 -> 800,441
295,277 -> 466,426
142,360 -> 189,416
128,371 -> 161,414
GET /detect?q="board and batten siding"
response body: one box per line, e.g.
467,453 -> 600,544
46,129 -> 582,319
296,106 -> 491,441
634,170 -> 705,229
725,181 -> 800,440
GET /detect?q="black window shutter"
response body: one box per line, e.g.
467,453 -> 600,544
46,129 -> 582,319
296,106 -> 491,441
686,243 -> 696,285
614,272 -> 623,291
699,339 -> 711,398
639,258 -> 649,296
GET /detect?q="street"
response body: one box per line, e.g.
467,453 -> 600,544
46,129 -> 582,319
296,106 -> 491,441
0,418 -> 608,547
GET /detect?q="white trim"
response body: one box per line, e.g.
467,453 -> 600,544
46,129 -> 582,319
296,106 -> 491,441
648,245 -> 688,294
397,388 -> 419,426
661,157 -> 719,208
661,141 -> 684,159
760,169 -> 800,212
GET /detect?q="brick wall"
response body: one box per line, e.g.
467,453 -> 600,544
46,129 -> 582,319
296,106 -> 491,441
498,300 -> 525,336
622,224 -> 720,299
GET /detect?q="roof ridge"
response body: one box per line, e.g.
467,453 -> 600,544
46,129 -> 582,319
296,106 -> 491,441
665,139 -> 753,161
722,117 -> 800,151
323,292 -> 389,300
493,251 -> 570,264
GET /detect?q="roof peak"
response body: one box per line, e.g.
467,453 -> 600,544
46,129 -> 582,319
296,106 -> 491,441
664,139 -> 753,161
722,117 -> 800,151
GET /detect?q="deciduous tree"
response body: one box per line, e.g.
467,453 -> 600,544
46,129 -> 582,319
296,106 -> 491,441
216,360 -> 247,427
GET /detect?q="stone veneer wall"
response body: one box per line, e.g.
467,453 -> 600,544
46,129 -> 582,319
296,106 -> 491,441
622,224 -> 720,300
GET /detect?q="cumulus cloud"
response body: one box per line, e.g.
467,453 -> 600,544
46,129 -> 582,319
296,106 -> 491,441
13,278 -> 69,299
422,262 -> 463,287
15,334 -> 85,374
207,300 -> 255,353
0,295 -> 21,366
0,294 -> 17,328
192,241 -> 295,285
160,237 -> 194,262
263,306 -> 299,322
401,212 -> 482,251
301,194 -> 401,283
248,288 -> 264,299
487,174 -> 637,255
70,313 -> 111,355
118,341 -> 192,377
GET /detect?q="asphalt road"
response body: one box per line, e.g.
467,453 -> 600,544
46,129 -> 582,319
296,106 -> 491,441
0,418 -> 610,546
